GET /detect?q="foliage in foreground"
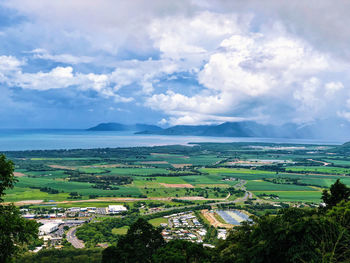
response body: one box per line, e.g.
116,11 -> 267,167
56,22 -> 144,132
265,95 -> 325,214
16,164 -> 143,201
14,248 -> 102,263
0,155 -> 39,262
217,204 -> 350,262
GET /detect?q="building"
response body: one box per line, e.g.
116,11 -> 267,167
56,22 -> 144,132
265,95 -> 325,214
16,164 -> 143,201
108,205 -> 127,214
39,222 -> 62,235
23,214 -> 35,219
68,207 -> 81,213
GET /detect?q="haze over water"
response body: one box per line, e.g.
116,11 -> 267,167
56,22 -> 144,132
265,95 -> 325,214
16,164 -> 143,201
0,130 -> 343,151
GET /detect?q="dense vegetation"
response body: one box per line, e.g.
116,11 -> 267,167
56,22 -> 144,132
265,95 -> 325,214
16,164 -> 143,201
0,155 -> 39,262
15,248 -> 102,263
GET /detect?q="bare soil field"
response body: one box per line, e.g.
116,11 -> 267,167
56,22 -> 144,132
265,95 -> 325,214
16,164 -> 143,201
171,163 -> 192,168
201,209 -> 233,229
14,172 -> 26,177
159,183 -> 194,188
13,200 -> 44,206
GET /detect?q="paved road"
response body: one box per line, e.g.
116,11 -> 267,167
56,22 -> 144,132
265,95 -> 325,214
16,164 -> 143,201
66,226 -> 85,249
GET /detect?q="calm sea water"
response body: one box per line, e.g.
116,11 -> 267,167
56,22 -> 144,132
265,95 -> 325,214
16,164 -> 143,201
0,129 -> 344,151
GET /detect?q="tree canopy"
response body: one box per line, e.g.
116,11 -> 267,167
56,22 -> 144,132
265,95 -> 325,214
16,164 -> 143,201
102,218 -> 165,263
0,154 -> 16,201
0,154 -> 39,262
322,179 -> 350,208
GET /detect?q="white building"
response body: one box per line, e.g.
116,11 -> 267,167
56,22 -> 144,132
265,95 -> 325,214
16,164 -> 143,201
39,222 -> 61,235
108,205 -> 127,214
217,229 -> 227,240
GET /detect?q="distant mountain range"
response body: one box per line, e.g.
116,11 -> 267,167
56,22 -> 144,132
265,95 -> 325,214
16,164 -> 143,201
136,121 -> 308,138
88,119 -> 350,140
87,123 -> 162,132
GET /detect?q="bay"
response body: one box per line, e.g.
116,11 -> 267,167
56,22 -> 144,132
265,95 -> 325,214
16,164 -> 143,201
0,129 -> 343,151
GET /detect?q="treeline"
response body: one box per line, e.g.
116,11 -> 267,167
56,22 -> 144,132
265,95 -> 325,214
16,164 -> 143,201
70,174 -> 133,188
29,186 -> 61,194
263,176 -> 329,189
227,187 -> 245,197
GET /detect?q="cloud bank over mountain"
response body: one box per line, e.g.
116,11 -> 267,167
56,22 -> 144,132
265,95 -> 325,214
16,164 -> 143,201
0,0 -> 350,128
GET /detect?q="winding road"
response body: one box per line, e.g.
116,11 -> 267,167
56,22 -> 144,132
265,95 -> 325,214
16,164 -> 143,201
66,226 -> 85,249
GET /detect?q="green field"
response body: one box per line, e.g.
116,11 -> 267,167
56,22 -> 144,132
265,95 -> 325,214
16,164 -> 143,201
148,217 -> 168,226
246,180 -> 316,191
4,142 -> 350,206
112,226 -> 129,235
286,166 -> 350,174
253,191 -> 322,202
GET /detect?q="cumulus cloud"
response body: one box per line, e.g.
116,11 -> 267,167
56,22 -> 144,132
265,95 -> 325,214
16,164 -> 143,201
2,1 -> 350,127
0,63 -> 134,101
147,21 -> 348,125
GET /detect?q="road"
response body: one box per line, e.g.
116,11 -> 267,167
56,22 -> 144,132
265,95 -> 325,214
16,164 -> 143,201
66,226 -> 85,249
143,189 -> 252,215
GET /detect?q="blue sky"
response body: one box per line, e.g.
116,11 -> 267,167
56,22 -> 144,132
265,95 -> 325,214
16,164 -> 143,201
1,0 -> 350,128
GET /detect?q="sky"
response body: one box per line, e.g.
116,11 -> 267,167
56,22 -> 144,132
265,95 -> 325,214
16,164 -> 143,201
1,0 -> 350,128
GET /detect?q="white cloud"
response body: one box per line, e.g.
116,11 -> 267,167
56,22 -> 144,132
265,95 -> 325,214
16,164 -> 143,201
0,55 -> 23,71
30,49 -> 94,64
14,66 -> 75,90
149,11 -> 248,61
325,81 -> 344,96
146,21 -> 348,125
0,56 -> 24,82
0,64 -> 134,102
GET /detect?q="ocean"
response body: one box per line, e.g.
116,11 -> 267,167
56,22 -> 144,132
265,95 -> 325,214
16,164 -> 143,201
0,129 -> 344,151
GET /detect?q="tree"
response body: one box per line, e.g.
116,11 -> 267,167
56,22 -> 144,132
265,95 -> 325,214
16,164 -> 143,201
322,179 -> 350,209
102,218 -> 165,263
216,206 -> 350,263
153,240 -> 213,263
0,155 -> 17,201
0,154 -> 39,262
